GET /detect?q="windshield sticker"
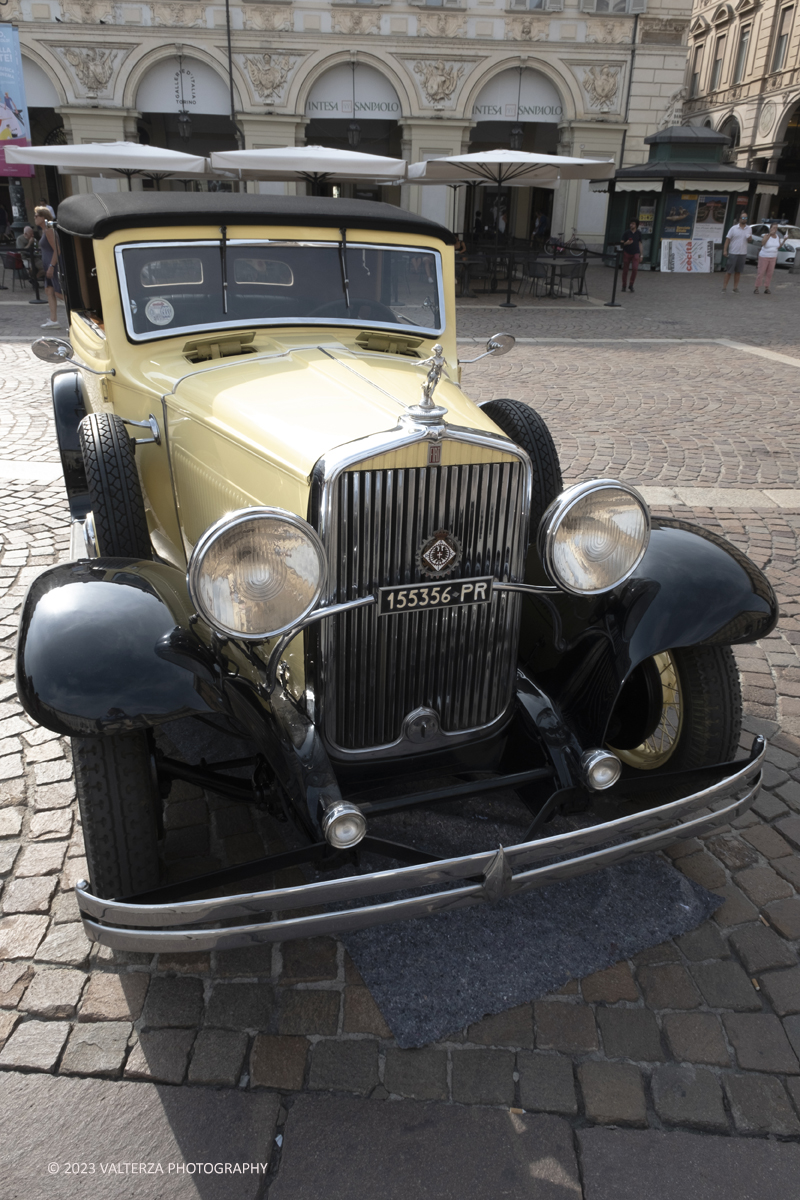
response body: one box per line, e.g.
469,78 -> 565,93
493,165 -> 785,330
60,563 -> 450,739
145,297 -> 175,327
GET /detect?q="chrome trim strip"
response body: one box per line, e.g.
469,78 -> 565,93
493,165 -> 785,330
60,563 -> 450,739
76,740 -> 764,950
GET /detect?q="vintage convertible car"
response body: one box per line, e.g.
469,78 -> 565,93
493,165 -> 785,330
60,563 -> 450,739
18,193 -> 776,952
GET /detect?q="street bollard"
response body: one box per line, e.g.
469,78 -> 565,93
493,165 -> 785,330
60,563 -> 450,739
605,249 -> 622,308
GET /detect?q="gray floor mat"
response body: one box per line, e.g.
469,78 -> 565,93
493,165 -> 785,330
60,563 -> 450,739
342,854 -> 721,1048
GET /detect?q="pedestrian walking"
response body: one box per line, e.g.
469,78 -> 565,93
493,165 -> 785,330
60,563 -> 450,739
722,212 -> 753,293
34,205 -> 63,328
620,220 -> 642,293
753,222 -> 784,294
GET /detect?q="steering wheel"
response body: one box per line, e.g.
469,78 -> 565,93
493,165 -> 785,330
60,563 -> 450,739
307,299 -> 399,323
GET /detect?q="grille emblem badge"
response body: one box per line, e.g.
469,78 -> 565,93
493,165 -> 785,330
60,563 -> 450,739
418,529 -> 461,577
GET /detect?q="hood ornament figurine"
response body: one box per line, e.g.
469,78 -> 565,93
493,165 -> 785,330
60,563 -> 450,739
405,343 -> 449,426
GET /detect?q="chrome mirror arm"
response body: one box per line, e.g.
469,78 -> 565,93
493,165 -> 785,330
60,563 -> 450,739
458,332 -> 516,366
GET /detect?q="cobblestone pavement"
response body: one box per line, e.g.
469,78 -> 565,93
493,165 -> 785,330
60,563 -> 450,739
1,277 -> 800,1184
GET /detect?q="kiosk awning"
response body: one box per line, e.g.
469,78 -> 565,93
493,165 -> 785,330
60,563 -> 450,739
674,180 -> 742,192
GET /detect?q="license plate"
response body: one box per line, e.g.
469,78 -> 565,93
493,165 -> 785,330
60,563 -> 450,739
378,577 -> 494,616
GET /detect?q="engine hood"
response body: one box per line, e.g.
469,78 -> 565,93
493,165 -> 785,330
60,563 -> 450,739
160,339 -> 502,483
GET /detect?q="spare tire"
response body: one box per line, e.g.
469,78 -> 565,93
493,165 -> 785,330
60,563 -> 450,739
79,412 -> 151,558
481,398 -> 563,528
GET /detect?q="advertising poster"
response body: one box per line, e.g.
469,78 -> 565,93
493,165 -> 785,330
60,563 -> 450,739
660,238 -> 714,273
662,193 -> 699,239
637,203 -> 656,235
693,196 -> 728,243
0,26 -> 34,178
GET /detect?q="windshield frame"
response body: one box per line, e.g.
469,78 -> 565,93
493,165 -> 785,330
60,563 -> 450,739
114,237 -> 446,344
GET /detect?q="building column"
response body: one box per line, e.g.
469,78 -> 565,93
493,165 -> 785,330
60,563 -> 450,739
56,107 -> 134,194
400,119 -> 474,225
236,114 -> 308,195
557,121 -> 626,243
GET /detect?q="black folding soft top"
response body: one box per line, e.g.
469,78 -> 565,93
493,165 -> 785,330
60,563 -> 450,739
56,192 -> 456,244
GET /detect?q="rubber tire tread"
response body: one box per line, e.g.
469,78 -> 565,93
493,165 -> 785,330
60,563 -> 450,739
664,644 -> 743,772
73,731 -> 161,899
78,412 -> 151,558
480,398 -> 563,528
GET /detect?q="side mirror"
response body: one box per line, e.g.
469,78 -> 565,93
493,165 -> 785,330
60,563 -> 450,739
31,337 -> 74,365
486,333 -> 515,357
458,332 -> 516,366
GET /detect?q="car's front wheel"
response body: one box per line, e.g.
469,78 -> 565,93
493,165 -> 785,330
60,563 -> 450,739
73,731 -> 161,899
606,644 -> 742,772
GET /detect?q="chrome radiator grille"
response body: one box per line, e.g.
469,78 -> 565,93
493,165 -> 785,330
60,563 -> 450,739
319,458 -> 529,754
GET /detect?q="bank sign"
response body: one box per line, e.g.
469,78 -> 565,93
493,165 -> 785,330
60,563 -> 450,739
472,68 -> 563,124
0,26 -> 33,177
305,64 -> 401,119
472,103 -> 563,119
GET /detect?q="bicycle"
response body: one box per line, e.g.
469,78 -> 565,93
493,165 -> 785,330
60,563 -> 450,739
544,229 -> 587,258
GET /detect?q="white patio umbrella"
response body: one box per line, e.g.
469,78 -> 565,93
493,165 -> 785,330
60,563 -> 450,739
407,148 -> 615,186
210,145 -> 407,194
4,142 -> 210,189
409,150 -> 615,307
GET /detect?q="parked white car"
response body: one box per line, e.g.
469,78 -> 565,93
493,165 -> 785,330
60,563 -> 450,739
745,224 -> 799,267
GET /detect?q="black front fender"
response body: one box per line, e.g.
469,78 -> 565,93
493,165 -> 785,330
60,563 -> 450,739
520,517 -> 778,748
16,559 -> 216,737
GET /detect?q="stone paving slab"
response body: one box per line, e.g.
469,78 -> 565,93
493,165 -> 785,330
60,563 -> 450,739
579,1128 -> 800,1200
269,1095 -> 581,1200
0,1072 -> 279,1199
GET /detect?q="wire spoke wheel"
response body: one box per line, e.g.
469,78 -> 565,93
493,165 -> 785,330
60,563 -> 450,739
611,651 -> 683,770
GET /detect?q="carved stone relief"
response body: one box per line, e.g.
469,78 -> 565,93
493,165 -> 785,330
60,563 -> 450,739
242,4 -> 292,32
417,12 -> 466,38
413,59 -> 466,108
62,0 -> 116,23
55,45 -> 123,96
758,101 -> 777,135
332,8 -> 381,34
658,85 -> 687,129
152,3 -> 205,27
580,64 -> 621,112
639,18 -> 687,45
237,53 -> 300,104
504,16 -> 549,41
586,21 -> 630,44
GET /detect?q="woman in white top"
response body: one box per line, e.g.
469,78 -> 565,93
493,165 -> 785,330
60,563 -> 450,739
754,223 -> 784,294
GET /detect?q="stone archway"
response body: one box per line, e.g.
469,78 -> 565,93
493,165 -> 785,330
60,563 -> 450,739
134,52 -> 239,182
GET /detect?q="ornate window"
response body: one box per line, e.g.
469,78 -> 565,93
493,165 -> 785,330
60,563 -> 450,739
773,6 -> 794,71
509,0 -> 564,10
733,24 -> 751,82
711,34 -> 727,89
581,0 -> 646,13
690,42 -> 705,96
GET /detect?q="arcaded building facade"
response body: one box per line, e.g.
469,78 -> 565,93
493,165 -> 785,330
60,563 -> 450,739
8,0 -> 694,240
684,0 -> 800,220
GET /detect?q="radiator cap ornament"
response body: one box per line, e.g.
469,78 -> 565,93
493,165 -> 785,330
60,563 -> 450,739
418,529 -> 462,577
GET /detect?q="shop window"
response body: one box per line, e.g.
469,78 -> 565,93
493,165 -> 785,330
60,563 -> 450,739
773,7 -> 793,71
710,35 -> 726,89
690,43 -> 705,96
733,24 -> 751,82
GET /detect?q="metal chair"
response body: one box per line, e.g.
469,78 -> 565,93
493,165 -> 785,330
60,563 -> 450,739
554,261 -> 587,300
520,258 -> 551,298
1,251 -> 29,292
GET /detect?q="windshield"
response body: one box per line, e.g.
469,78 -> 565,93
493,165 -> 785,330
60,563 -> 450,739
116,239 -> 444,342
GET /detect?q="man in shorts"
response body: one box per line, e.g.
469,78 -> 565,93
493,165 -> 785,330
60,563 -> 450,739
722,212 -> 752,292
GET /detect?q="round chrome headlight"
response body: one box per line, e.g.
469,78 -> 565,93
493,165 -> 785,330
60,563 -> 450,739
187,508 -> 326,640
538,480 -> 650,596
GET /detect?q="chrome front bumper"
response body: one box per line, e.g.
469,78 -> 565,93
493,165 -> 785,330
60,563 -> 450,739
76,737 -> 766,952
